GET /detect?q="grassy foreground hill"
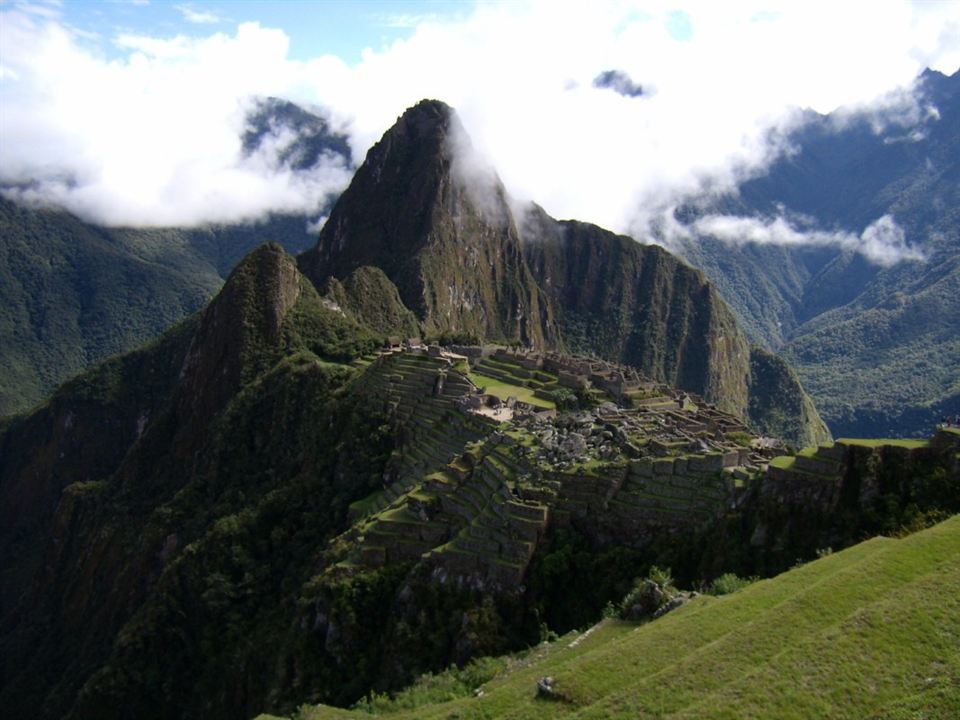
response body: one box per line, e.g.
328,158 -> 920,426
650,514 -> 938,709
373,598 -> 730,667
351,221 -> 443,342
280,513 -> 960,720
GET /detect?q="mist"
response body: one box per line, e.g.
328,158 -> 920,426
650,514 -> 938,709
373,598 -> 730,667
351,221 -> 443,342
689,214 -> 924,267
1,0 -> 958,239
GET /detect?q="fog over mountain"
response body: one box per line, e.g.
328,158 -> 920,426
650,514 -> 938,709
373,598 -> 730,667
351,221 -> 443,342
1,1 -> 958,237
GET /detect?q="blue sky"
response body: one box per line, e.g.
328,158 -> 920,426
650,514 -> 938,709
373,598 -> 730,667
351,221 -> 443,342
59,0 -> 473,62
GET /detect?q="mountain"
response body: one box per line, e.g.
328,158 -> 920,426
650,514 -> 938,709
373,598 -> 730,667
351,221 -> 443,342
301,99 -> 828,446
0,244 -> 385,719
0,241 -> 954,718
300,100 -> 558,348
672,67 -> 960,437
0,99 -> 350,417
3,100 -> 955,720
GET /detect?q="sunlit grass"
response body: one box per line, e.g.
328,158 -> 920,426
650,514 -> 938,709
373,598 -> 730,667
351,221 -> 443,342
282,515 -> 960,720
468,372 -> 555,409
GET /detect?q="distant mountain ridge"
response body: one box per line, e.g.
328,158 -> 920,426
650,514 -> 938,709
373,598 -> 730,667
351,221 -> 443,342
672,67 -> 960,437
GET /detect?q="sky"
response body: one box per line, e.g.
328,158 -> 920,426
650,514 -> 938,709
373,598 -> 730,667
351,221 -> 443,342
1,0 -> 959,261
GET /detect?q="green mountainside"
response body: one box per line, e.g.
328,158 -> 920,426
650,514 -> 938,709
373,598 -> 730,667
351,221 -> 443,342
0,197 -> 327,419
280,513 -> 960,720
674,67 -> 960,437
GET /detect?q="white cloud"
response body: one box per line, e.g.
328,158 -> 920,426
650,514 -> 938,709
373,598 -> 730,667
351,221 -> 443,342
0,0 -> 957,231
691,213 -> 924,266
373,13 -> 445,30
174,4 -> 221,25
0,13 -> 350,226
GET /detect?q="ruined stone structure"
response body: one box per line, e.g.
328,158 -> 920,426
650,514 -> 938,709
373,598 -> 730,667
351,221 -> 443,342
330,347 -> 802,589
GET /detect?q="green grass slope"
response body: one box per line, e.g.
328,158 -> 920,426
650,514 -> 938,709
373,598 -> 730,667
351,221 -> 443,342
286,514 -> 960,720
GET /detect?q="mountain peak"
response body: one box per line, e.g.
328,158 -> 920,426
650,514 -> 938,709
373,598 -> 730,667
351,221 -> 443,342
299,99 -> 554,346
395,98 -> 454,132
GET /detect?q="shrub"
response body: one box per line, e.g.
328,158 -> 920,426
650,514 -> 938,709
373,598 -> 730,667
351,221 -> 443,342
618,566 -> 677,620
551,387 -> 578,411
707,573 -> 756,596
647,565 -> 674,589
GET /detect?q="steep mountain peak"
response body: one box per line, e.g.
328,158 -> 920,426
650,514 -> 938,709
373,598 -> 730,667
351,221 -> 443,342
390,97 -> 455,137
297,98 -> 826,443
300,99 -> 555,346
354,98 -> 459,187
176,242 -> 301,426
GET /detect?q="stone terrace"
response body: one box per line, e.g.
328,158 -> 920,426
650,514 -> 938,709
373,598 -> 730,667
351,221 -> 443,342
328,345 -> 797,590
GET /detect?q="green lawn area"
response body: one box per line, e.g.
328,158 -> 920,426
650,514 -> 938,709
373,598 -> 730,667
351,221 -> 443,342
768,454 -> 796,469
838,437 -> 931,449
276,514 -> 960,720
468,371 -> 555,409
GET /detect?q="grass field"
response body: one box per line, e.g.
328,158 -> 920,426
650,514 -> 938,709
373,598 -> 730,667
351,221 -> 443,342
268,514 -> 960,720
468,371 -> 555,409
838,438 -> 931,449
768,454 -> 796,469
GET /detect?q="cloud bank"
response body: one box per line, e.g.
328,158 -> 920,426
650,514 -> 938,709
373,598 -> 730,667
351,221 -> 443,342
690,214 -> 923,266
0,0 -> 958,233
0,12 -> 352,226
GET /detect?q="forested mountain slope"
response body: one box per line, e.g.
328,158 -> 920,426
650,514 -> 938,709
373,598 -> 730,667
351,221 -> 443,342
673,67 -> 960,437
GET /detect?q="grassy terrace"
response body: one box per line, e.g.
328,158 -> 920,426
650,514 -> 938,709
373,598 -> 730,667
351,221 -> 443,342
768,454 -> 796,470
838,437 -> 931,449
468,371 -> 555,409
270,515 -> 960,720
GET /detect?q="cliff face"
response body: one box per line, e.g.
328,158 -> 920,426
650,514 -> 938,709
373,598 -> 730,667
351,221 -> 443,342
300,101 -> 824,444
517,209 -> 749,415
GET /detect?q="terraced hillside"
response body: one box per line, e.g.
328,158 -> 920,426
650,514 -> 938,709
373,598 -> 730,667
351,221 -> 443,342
323,347 -> 783,591
276,513 -> 960,720
346,351 -> 493,517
